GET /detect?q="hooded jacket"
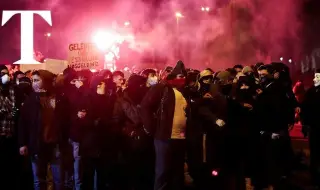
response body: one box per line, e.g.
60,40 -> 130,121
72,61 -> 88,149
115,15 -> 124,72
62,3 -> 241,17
141,61 -> 188,140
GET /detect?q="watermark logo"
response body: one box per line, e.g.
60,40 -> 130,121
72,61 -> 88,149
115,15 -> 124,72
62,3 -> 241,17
1,11 -> 52,64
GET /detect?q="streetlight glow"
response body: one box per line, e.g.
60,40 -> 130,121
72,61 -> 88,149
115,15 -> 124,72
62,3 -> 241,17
124,21 -> 130,26
280,57 -> 283,61
201,6 -> 210,12
45,33 -> 51,37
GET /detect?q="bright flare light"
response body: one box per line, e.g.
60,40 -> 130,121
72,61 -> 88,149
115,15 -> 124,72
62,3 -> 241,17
105,52 -> 115,62
280,57 -> 283,61
175,12 -> 183,18
205,7 -> 210,11
288,59 -> 292,63
45,33 -> 51,37
201,7 -> 205,11
92,30 -> 124,51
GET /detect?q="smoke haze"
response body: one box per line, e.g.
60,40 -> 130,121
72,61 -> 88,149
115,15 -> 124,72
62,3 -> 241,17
28,0 -> 303,70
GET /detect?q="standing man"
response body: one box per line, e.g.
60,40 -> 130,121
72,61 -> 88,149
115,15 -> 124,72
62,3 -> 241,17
113,71 -> 125,97
141,68 -> 158,88
0,65 -> 18,189
141,60 -> 188,190
19,70 -> 70,190
301,69 -> 320,189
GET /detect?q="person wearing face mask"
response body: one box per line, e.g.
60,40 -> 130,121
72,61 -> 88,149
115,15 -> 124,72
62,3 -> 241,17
66,70 -> 92,190
13,71 -> 26,86
234,76 -> 260,187
301,69 -> 320,189
141,68 -> 158,88
141,60 -> 188,190
14,76 -> 34,190
0,65 -> 20,189
113,74 -> 153,190
215,71 -> 235,98
189,71 -> 247,189
18,70 -> 70,190
81,76 -> 117,190
254,65 -> 295,189
197,69 -> 214,97
242,66 -> 259,85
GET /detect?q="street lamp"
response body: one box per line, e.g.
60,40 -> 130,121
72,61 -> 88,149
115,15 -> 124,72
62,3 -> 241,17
201,7 -> 210,12
175,12 -> 183,59
44,32 -> 51,37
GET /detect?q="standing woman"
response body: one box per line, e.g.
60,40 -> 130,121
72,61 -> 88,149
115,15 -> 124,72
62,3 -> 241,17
18,70 -> 70,190
81,75 -> 117,190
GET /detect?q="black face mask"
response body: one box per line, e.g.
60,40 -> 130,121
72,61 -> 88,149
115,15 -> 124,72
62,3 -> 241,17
200,83 -> 210,94
220,84 -> 232,96
127,85 -> 147,105
259,75 -> 273,86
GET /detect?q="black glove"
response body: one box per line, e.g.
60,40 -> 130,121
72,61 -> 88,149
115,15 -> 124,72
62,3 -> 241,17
12,107 -> 19,117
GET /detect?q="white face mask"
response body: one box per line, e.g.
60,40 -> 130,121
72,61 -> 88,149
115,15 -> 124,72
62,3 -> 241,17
1,74 -> 10,84
147,76 -> 158,86
75,81 -> 83,89
314,73 -> 320,87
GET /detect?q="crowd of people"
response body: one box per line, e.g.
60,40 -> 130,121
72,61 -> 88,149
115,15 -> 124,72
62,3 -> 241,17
0,60 -> 319,190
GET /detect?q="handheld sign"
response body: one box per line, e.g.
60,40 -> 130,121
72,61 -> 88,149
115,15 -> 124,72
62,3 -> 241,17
68,43 -> 103,71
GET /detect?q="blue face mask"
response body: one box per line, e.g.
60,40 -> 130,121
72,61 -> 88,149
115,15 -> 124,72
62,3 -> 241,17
1,74 -> 10,84
147,76 -> 158,86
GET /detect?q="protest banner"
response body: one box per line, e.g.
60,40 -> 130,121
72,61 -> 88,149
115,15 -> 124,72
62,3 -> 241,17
68,43 -> 103,71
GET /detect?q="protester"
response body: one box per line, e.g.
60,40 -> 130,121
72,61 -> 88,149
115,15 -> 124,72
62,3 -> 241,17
0,57 -> 310,190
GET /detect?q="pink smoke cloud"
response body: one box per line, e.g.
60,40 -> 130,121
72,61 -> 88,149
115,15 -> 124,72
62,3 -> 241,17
26,0 -> 302,71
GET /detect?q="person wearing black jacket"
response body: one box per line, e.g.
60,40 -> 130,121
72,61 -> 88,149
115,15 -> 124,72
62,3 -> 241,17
189,71 -> 246,190
301,69 -> 320,188
141,60 -> 188,190
81,75 -> 117,190
18,70 -> 70,190
113,74 -> 153,190
15,76 -> 34,190
255,65 -> 294,189
66,69 -> 92,190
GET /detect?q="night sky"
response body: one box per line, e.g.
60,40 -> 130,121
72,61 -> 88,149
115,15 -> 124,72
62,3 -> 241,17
0,0 -> 319,64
